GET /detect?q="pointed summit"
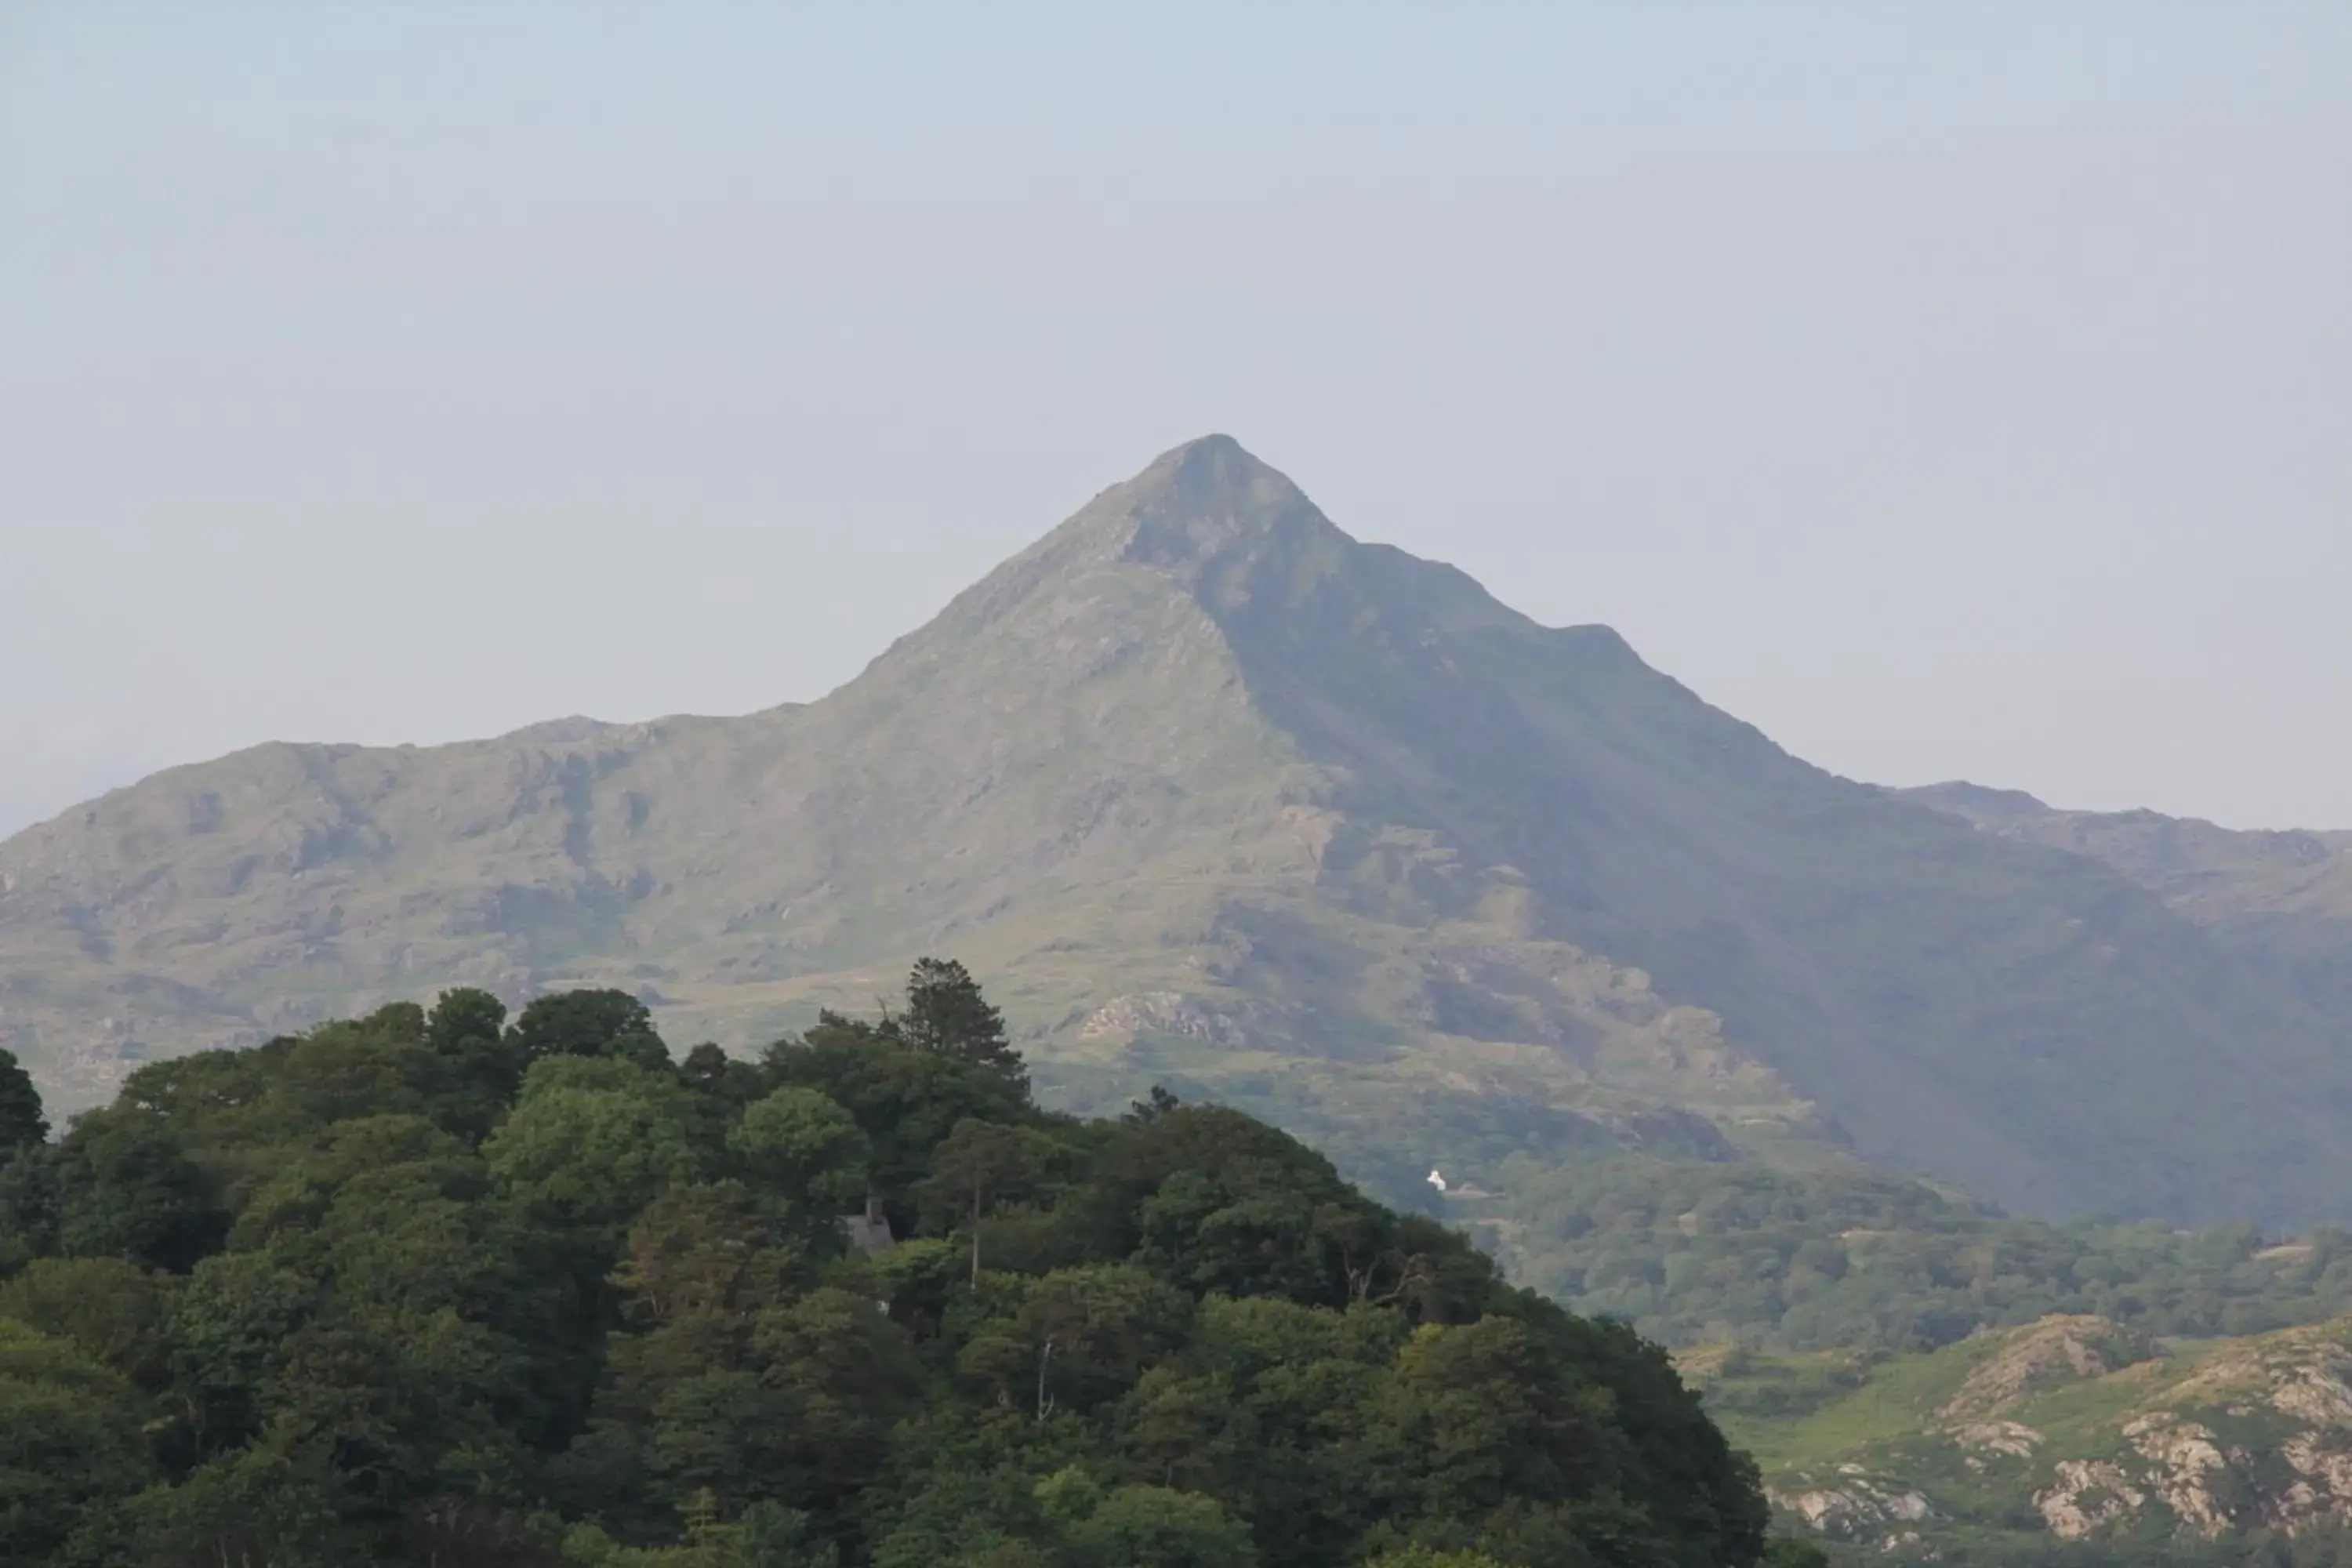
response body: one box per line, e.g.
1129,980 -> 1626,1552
930,434 -> 1349,633
1123,432 -> 1290,515
1117,434 -> 1341,581
1139,430 -> 1257,477
1044,434 -> 1330,565
1121,432 -> 1287,508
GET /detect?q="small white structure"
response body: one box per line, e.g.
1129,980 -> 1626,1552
1427,1169 -> 1448,1193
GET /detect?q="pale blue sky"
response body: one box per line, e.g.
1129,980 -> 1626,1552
4,3 -> 2349,833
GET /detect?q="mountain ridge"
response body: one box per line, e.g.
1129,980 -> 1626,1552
4,437 -> 2347,1227
1903,780 -> 2352,1024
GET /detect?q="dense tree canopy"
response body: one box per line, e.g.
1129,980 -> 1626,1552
0,1044 -> 45,1152
0,960 -> 1770,1566
1487,1155 -> 2352,1355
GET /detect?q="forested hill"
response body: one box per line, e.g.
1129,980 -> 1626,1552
0,962 -> 1780,1568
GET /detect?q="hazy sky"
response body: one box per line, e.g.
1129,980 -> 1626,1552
5,4 -> 2348,837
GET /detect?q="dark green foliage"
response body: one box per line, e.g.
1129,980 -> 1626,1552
730,1087 -> 870,1207
0,1047 -> 56,1274
0,1043 -> 46,1152
682,1040 -> 767,1107
0,1257 -> 172,1385
766,1011 -> 1032,1200
0,1317 -> 156,1563
60,1444 -> 358,1567
1044,1468 -> 1258,1566
0,964 -> 1766,1566
0,1131 -> 60,1274
512,988 -> 668,1069
901,956 -> 1025,1083
1489,1156 -> 2352,1353
52,1106 -> 229,1272
428,987 -> 508,1052
428,985 -> 528,1122
923,1118 -> 1055,1286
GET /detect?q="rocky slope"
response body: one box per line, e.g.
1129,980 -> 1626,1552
3,437 -> 2347,1224
1702,1312 -> 2352,1555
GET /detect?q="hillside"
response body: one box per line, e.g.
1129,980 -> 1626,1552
1454,1155 -> 2352,1357
1905,782 -> 2352,1021
4,436 -> 2349,1225
1692,1312 -> 2352,1560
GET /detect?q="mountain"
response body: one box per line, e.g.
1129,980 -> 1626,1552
3,436 -> 2348,1225
1905,782 -> 2352,1022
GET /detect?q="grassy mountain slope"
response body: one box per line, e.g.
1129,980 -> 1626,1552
2,437 -> 2346,1225
1906,782 -> 2352,1022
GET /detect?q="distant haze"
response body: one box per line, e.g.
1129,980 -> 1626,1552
3,2 -> 2348,836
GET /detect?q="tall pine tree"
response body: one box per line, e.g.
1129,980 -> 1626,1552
898,958 -> 1025,1083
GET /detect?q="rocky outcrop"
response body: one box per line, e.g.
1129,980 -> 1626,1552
1936,1315 -> 2155,1421
1950,1420 -> 2042,1458
2121,1414 -> 2237,1537
2034,1460 -> 2147,1539
1770,1468 -> 1935,1542
1770,1316 -> 2352,1554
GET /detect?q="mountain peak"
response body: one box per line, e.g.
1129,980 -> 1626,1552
941,435 -> 1348,633
1106,434 -> 1338,572
1131,431 -> 1266,493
